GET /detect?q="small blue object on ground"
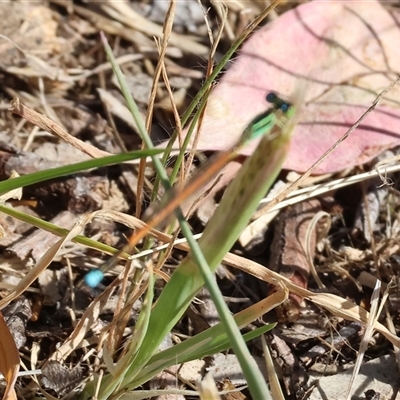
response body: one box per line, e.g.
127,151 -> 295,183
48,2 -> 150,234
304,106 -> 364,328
84,269 -> 104,287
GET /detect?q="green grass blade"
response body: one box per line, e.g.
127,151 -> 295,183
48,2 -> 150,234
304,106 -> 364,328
0,205 -> 127,258
96,265 -> 155,398
136,324 -> 275,386
0,149 -> 163,195
101,33 -> 171,191
118,106 -> 298,399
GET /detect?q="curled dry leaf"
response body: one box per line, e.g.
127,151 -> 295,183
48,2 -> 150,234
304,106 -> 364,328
0,171 -> 22,204
180,0 -> 400,175
0,312 -> 19,400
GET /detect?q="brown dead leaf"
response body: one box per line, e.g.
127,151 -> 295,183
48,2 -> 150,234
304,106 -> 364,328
0,312 -> 19,400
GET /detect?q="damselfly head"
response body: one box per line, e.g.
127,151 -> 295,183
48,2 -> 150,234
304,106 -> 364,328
266,92 -> 291,113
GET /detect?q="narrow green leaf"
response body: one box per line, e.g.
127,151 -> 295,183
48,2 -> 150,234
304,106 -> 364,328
0,149 -> 164,195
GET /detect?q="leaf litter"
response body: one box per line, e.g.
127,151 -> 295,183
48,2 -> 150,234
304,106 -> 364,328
0,1 -> 399,399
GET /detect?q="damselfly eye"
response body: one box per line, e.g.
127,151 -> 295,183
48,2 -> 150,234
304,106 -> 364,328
280,103 -> 289,112
266,92 -> 277,103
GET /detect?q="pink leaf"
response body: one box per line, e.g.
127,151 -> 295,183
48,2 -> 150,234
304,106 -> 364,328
181,0 -> 400,174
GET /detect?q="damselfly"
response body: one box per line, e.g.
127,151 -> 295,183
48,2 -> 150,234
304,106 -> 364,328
84,92 -> 293,287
